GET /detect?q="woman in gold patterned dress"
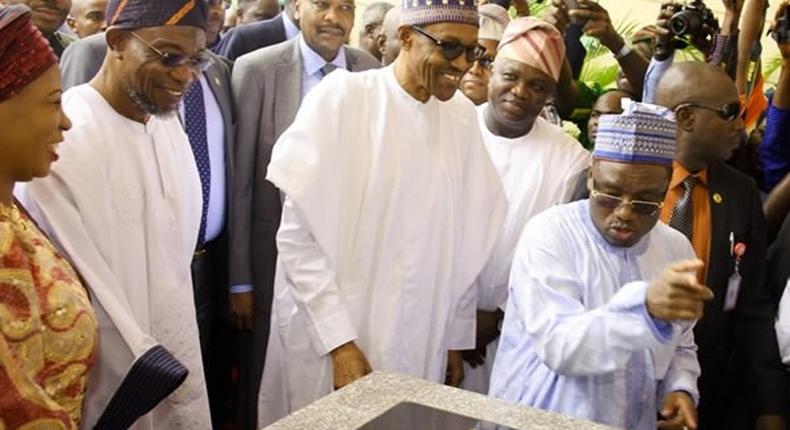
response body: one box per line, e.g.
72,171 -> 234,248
0,4 -> 98,429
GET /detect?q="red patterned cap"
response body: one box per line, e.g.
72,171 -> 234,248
0,5 -> 58,103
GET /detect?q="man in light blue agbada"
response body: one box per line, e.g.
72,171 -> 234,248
489,100 -> 713,430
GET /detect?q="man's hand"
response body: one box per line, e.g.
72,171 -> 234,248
461,309 -> 502,368
543,0 -> 571,36
445,350 -> 465,387
569,0 -> 623,52
771,1 -> 790,60
330,341 -> 372,390
647,260 -> 714,321
658,391 -> 698,430
512,0 -> 530,17
654,1 -> 683,50
229,291 -> 255,331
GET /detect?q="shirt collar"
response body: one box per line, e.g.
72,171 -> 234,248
670,161 -> 708,189
299,33 -> 347,76
283,12 -> 300,40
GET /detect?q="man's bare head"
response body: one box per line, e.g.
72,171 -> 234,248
655,62 -> 743,171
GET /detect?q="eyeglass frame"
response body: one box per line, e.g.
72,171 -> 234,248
674,101 -> 742,121
589,182 -> 665,217
129,31 -> 214,72
410,26 -> 485,63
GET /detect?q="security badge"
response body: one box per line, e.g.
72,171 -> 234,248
723,236 -> 746,312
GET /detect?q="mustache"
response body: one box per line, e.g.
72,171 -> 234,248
316,24 -> 346,34
609,221 -> 635,231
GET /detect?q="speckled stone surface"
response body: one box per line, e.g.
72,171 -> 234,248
264,371 -> 616,430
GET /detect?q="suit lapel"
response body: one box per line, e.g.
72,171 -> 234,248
204,61 -> 233,150
274,40 -> 302,140
273,14 -> 287,43
345,49 -> 357,71
707,162 -> 730,289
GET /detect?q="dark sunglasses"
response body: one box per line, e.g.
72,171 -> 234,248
411,26 -> 485,63
590,185 -> 664,217
130,31 -> 214,72
675,102 -> 742,121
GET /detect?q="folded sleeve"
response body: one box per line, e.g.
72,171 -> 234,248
275,197 -> 358,357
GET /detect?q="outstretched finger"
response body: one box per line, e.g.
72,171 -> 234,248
667,259 -> 705,274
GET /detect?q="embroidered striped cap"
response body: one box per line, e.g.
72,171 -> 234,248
479,4 -> 509,41
106,0 -> 207,30
0,5 -> 57,103
497,17 -> 564,81
593,100 -> 678,166
400,0 -> 479,28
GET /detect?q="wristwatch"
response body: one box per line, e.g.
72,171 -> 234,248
614,43 -> 633,60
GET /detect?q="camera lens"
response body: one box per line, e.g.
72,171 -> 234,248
670,9 -> 702,36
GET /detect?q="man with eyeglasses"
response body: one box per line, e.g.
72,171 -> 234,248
17,0 -> 216,428
654,61 -> 787,430
255,0 -> 506,424
460,17 -> 589,396
489,101 -> 708,430
459,3 -> 507,106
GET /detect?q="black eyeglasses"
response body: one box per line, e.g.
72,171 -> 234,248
590,184 -> 664,217
476,55 -> 495,70
130,31 -> 213,72
411,26 -> 485,63
675,102 -> 742,121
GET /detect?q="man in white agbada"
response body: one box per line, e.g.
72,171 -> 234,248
489,101 -> 712,430
15,0 -> 212,428
258,0 -> 506,423
461,17 -> 589,394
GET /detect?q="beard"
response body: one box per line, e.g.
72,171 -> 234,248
122,79 -> 176,119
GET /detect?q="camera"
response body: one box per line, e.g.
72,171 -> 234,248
771,6 -> 790,44
669,0 -> 719,39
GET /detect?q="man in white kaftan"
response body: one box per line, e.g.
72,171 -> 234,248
461,17 -> 589,394
258,0 -> 506,422
16,2 -> 212,428
489,102 -> 710,430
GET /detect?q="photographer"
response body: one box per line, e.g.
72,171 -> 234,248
545,0 -> 647,148
759,1 -> 790,239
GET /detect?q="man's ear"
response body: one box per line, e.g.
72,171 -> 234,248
376,33 -> 386,55
397,26 -> 412,51
675,107 -> 695,132
105,28 -> 127,58
586,161 -> 595,193
66,16 -> 78,33
293,0 -> 303,21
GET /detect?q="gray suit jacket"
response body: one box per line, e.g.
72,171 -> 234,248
59,34 -> 236,212
229,38 -> 380,314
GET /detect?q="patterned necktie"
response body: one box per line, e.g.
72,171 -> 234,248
183,81 -> 210,249
318,63 -> 338,79
669,175 -> 698,241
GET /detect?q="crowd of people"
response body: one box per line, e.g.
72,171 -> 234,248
0,0 -> 789,429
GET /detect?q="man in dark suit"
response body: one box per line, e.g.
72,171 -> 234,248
54,19 -> 238,428
216,0 -> 299,61
655,62 -> 787,430
229,0 -> 379,425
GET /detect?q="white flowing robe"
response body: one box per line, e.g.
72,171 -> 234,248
462,106 -> 590,394
258,66 -> 506,424
489,200 -> 701,430
16,85 -> 210,429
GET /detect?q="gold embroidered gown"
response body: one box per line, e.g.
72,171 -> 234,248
0,202 -> 97,429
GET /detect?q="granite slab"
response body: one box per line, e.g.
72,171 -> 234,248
264,371 -> 616,430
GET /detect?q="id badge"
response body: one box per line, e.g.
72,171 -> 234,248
724,272 -> 742,312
